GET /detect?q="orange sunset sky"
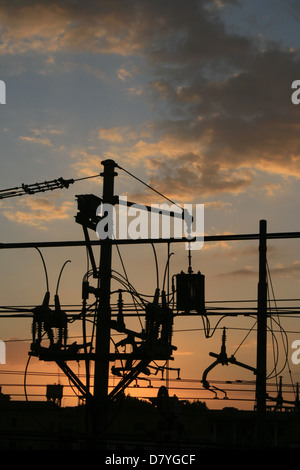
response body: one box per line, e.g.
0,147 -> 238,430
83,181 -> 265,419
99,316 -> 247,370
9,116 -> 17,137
1,0 -> 300,410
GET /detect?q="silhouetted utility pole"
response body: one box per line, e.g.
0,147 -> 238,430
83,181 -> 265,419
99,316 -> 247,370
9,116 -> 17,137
93,160 -> 117,437
5,161 -> 300,449
256,219 -> 268,444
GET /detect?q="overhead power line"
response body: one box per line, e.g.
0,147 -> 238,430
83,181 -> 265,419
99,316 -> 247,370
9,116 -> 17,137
0,174 -> 101,200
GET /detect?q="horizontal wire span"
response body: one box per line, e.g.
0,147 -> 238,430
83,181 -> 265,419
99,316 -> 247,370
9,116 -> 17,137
0,370 -> 295,389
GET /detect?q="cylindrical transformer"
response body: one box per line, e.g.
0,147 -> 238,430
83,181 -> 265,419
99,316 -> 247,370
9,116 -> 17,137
176,271 -> 205,314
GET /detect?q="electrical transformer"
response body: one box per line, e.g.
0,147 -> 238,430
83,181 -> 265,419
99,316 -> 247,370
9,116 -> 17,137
176,271 -> 205,314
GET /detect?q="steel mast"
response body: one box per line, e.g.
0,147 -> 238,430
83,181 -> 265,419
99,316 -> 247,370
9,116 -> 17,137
255,219 -> 268,443
93,160 -> 117,438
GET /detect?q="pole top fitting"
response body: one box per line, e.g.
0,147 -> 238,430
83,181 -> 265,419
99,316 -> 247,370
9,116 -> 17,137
101,159 -> 117,167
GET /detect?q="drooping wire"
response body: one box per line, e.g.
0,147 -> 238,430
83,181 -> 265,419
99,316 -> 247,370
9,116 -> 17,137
266,261 -> 295,393
162,251 -> 174,294
151,243 -> 159,290
268,284 -> 280,386
114,241 -> 144,330
266,316 -> 281,380
34,247 -> 49,292
56,260 -> 71,295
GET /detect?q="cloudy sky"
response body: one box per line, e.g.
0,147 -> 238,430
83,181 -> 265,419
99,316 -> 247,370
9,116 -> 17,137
1,0 -> 300,408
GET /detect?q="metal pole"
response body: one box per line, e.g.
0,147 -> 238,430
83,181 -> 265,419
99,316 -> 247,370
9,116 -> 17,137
93,159 -> 117,442
255,219 -> 268,444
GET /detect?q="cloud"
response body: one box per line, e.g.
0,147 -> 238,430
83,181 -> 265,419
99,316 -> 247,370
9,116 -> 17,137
216,265 -> 257,278
271,260 -> 300,279
99,127 -> 138,144
19,126 -> 65,147
70,148 -> 103,177
0,0 -> 157,56
0,2 -> 275,54
19,135 -> 53,146
216,259 -> 300,279
2,196 -> 73,229
113,136 -> 253,200
140,45 -> 300,196
147,154 -> 253,200
1,0 -> 300,200
210,244 -> 278,258
117,68 -> 134,81
126,86 -> 144,96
